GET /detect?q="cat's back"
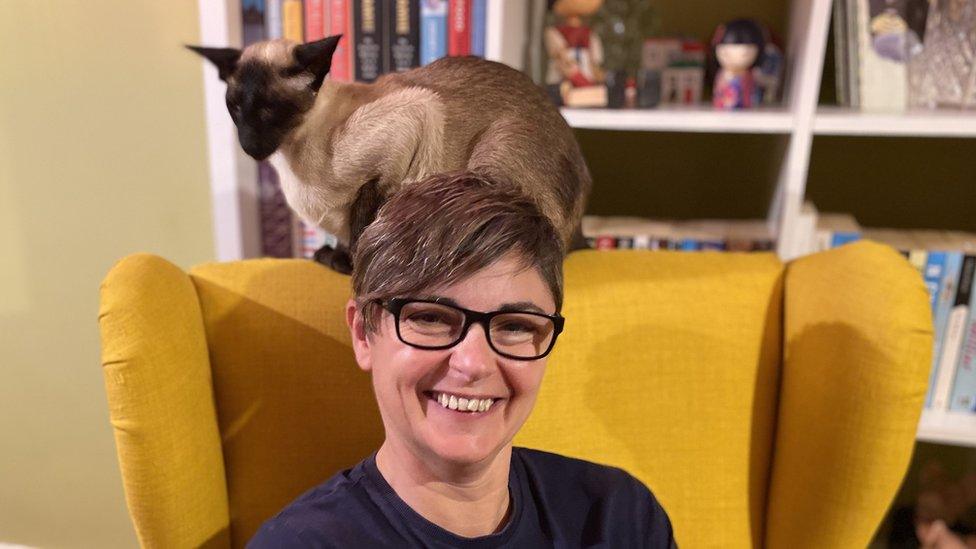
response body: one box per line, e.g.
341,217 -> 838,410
379,56 -> 555,115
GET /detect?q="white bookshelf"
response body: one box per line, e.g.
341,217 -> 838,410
918,410 -> 976,448
560,106 -> 795,134
814,107 -> 976,137
196,0 -> 976,446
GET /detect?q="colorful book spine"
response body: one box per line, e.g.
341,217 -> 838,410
470,0 -> 486,57
242,0 -> 267,45
305,0 -> 328,41
831,231 -> 861,248
924,251 -> 952,407
387,0 -> 420,72
447,0 -> 470,56
951,259 -> 976,412
266,0 -> 283,39
933,255 -> 976,410
329,0 -> 353,81
420,0 -> 448,65
354,0 -> 385,81
282,0 -> 304,41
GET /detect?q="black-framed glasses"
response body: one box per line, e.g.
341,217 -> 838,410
377,298 -> 565,361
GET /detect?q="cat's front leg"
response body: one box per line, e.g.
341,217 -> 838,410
313,244 -> 353,275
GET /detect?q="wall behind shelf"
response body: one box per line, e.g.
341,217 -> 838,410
805,136 -> 976,232
577,130 -> 788,221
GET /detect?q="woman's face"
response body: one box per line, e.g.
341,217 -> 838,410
347,253 -> 556,468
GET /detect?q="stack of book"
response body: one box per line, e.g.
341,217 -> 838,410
582,216 -> 776,252
245,0 -> 489,259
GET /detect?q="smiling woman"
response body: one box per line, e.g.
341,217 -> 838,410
247,172 -> 676,548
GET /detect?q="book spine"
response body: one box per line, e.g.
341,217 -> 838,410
387,0 -> 420,72
934,255 -> 976,410
830,231 -> 861,248
930,252 -> 964,406
470,0 -> 486,57
447,0 -> 470,56
354,0 -> 385,81
282,0 -> 304,41
305,0 -> 327,41
594,236 -> 617,250
420,0 -> 447,65
832,0 -> 849,106
329,0 -> 353,81
951,259 -> 976,412
242,0 -> 268,46
266,0 -> 283,39
923,250 -> 950,407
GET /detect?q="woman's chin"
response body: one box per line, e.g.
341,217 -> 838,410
424,434 -> 502,467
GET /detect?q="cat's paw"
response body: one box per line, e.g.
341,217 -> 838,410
313,244 -> 354,275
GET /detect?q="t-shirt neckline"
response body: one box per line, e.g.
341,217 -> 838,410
362,451 -> 523,547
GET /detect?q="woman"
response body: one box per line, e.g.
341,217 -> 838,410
249,172 -> 676,547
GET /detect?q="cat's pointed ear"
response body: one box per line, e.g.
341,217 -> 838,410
293,35 -> 342,91
185,45 -> 241,82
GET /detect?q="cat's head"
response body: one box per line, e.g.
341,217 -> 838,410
187,36 -> 341,160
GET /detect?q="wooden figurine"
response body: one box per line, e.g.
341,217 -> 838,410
545,0 -> 608,107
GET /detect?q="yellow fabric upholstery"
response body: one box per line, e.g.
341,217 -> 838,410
98,242 -> 932,548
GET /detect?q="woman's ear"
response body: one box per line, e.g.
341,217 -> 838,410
346,298 -> 373,372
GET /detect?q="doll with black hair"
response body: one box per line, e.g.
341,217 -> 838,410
710,18 -> 765,109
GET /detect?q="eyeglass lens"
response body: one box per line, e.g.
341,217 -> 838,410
397,301 -> 555,359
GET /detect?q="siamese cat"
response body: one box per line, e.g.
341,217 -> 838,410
188,35 -> 591,273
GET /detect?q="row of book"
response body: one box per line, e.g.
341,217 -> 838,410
832,0 -> 976,111
253,0 -> 488,84
244,0 -> 490,259
586,210 -> 976,415
581,216 -> 776,252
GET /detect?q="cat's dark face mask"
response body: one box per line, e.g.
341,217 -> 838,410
186,36 -> 341,161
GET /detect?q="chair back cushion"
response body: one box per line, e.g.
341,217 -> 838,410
516,251 -> 784,548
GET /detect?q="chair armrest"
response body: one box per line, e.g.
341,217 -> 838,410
766,241 -> 933,547
99,254 -> 230,548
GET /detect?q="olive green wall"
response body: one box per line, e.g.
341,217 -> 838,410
0,2 -> 213,547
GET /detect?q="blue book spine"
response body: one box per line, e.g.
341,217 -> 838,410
679,239 -> 701,251
831,232 -> 861,247
265,0 -> 283,39
420,0 -> 447,65
923,251 -> 951,408
470,0 -> 486,57
951,257 -> 976,412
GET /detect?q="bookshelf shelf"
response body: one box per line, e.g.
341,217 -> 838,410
561,106 -> 795,134
918,410 -> 976,448
814,107 -> 976,138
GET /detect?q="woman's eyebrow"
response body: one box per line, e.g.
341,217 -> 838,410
415,295 -> 545,314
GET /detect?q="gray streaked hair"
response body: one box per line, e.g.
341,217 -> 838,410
351,171 -> 565,331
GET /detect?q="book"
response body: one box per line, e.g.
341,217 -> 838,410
283,0 -> 304,41
470,0 -> 486,57
933,254 -> 976,410
305,0 -> 328,41
354,0 -> 385,81
815,212 -> 861,251
266,0 -> 283,39
387,0 -> 420,72
420,0 -> 448,65
329,0 -> 353,81
242,0 -> 267,45
448,0 -> 470,56
923,250 -> 953,408
951,265 -> 976,412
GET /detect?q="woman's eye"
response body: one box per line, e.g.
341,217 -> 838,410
408,312 -> 448,325
498,322 -> 536,334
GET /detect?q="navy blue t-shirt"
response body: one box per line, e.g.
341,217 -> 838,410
249,447 -> 676,548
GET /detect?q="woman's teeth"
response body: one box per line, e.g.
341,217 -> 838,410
434,392 -> 495,413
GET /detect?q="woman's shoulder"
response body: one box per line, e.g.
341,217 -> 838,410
513,447 -> 649,494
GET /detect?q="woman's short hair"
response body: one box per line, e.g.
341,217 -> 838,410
351,171 -> 565,331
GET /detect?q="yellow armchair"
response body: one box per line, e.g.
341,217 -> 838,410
98,242 -> 932,548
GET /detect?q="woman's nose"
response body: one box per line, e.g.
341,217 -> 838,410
448,323 -> 496,382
